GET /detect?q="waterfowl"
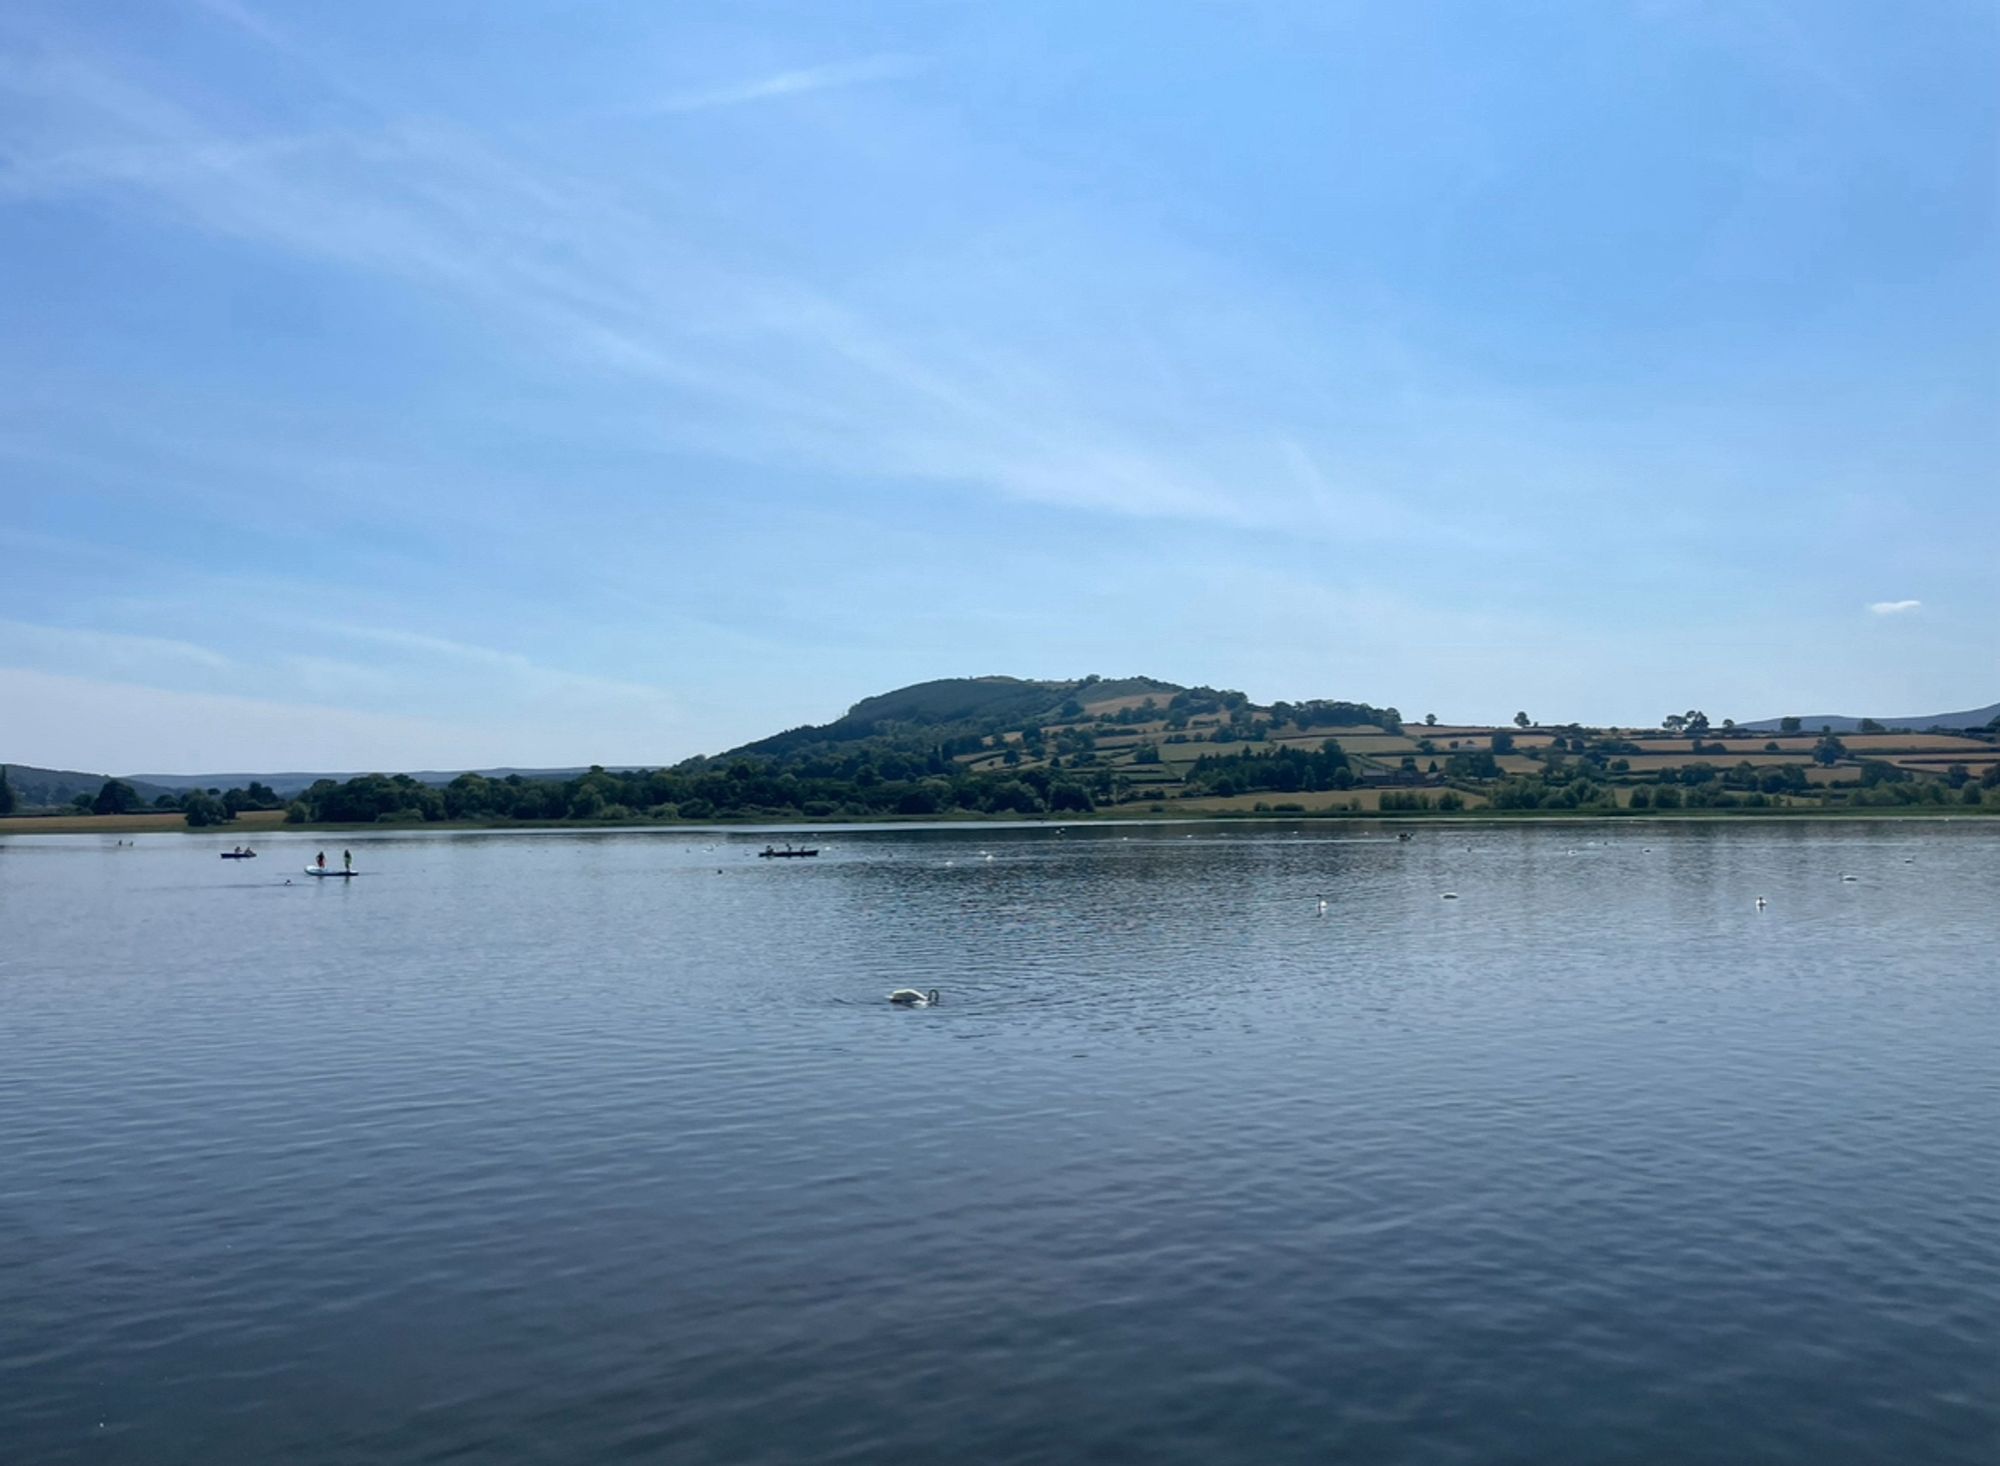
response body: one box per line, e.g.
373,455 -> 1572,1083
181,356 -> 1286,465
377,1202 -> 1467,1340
888,988 -> 940,1007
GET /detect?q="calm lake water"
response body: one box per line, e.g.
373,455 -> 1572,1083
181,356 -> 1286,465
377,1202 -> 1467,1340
3,820 -> 1996,1464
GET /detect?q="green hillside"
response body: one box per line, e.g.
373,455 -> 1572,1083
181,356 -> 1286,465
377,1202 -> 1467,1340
0,764 -> 177,811
18,678 -> 1999,829
729,674 -> 1184,763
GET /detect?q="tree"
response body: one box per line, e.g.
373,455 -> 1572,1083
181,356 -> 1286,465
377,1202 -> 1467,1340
1812,734 -> 1847,767
181,791 -> 230,827
1684,710 -> 1711,736
93,779 -> 141,815
1780,716 -> 1802,733
1663,714 -> 1687,733
1048,782 -> 1095,814
1858,718 -> 1885,734
1447,750 -> 1500,779
1513,711 -> 1530,729
0,766 -> 13,816
1424,713 -> 1438,727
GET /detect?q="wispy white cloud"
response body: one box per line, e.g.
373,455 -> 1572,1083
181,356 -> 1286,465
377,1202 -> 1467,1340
0,617 -> 234,672
649,55 -> 924,115
0,26 -> 1341,534
189,0 -> 290,53
1868,599 -> 1921,615
302,621 -> 680,716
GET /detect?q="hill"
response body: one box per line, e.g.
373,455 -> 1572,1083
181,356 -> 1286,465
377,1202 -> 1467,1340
14,676 -> 2000,828
1740,702 -> 2000,734
0,764 -> 177,811
726,675 -> 1187,763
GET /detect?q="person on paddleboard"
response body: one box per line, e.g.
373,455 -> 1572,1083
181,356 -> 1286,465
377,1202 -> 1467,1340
316,851 -> 326,870
342,849 -> 352,872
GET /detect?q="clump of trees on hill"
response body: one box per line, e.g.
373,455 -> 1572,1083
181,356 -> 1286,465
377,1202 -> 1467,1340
172,782 -> 282,826
1184,741 -> 1356,797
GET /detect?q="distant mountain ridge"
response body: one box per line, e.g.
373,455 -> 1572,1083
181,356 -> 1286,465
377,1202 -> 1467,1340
0,763 -> 658,808
122,767 -> 656,798
1740,701 -> 2000,734
0,764 -> 178,809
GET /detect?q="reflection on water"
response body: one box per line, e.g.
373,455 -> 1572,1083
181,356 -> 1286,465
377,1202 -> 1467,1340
3,820 -> 1996,1464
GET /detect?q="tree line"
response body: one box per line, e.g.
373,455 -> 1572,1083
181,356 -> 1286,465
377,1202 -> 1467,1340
281,762 -> 1114,825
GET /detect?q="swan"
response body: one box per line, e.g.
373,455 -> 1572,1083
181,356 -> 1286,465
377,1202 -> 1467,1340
889,988 -> 940,1007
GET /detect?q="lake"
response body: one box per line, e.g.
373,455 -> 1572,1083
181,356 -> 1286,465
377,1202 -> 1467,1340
2,820 -> 1996,1464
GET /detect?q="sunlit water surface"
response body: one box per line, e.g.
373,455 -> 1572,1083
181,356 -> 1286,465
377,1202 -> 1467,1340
3,821 -> 1996,1464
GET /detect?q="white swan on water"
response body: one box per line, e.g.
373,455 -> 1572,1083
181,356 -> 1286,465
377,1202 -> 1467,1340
889,988 -> 940,1007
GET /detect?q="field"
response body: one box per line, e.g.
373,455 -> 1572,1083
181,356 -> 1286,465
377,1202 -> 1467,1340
13,699 -> 1993,835
0,809 -> 290,836
1169,789 -> 1489,814
930,703 -> 1997,818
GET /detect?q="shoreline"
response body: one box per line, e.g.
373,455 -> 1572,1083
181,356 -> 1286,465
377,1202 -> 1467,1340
6,807 -> 1997,837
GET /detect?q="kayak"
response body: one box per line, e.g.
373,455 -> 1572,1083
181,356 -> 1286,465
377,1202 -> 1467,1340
304,867 -> 358,878
220,851 -> 257,859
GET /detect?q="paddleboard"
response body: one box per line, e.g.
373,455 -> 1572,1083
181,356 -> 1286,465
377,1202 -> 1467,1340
304,867 -> 358,878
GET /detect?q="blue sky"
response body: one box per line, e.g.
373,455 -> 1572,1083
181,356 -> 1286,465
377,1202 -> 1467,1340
2,0 -> 1994,773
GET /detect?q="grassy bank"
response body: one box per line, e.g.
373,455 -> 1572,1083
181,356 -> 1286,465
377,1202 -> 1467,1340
0,810 -> 291,836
